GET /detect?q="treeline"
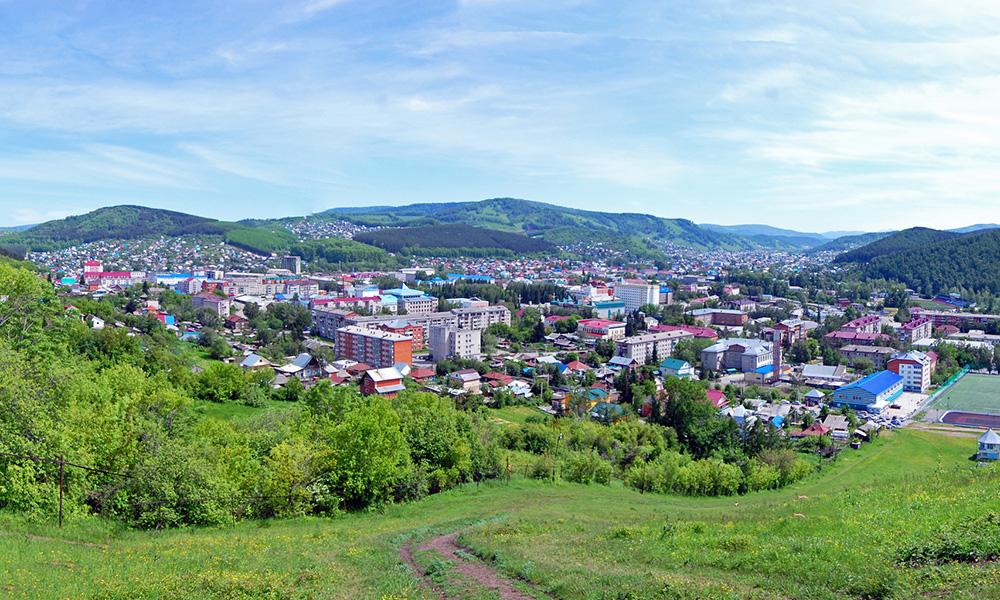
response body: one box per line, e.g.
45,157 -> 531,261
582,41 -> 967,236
354,224 -> 554,255
0,262 -> 501,527
418,281 -> 567,306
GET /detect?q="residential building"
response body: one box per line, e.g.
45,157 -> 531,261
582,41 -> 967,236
240,354 -> 272,372
614,279 -> 659,312
192,293 -> 233,317
840,344 -> 896,370
577,318 -> 626,341
898,316 -> 933,345
831,371 -> 904,413
451,305 -> 511,329
823,331 -> 889,346
687,308 -> 749,328
649,324 -> 718,340
282,255 -> 302,275
615,330 -> 693,363
360,368 -> 406,397
428,325 -> 481,361
978,429 -> 1000,461
659,358 -> 695,378
910,308 -> 1000,329
842,315 -> 883,334
449,369 -> 482,393
701,338 -> 775,373
378,319 -> 424,352
335,325 -> 413,368
887,350 -> 932,393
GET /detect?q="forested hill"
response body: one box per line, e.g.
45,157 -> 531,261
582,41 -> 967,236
860,228 -> 1000,296
353,223 -> 555,255
806,231 -> 894,254
323,198 -> 755,251
832,227 -> 960,264
0,205 -> 295,255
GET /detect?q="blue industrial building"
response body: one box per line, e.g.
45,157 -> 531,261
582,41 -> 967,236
831,370 -> 904,414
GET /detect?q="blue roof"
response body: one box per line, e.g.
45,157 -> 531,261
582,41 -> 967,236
660,286 -> 673,293
839,370 -> 903,395
660,358 -> 690,370
754,365 -> 774,374
770,415 -> 784,428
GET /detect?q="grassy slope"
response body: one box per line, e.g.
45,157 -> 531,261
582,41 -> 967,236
3,429 -> 996,600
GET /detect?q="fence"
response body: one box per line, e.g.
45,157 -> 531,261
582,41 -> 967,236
926,365 -> 971,406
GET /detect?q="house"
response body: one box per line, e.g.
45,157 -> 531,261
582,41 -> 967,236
576,319 -> 626,341
792,423 -> 831,438
273,353 -> 323,379
225,314 -> 249,330
978,429 -> 1000,461
659,358 -> 695,378
706,389 -> 728,408
449,369 -> 482,394
564,360 -> 592,376
701,338 -> 775,373
360,368 -> 406,397
239,354 -> 272,372
822,415 -> 851,441
607,356 -> 639,370
803,389 -> 826,405
831,370 -> 903,414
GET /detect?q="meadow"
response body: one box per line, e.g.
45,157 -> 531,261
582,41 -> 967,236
2,428 -> 997,600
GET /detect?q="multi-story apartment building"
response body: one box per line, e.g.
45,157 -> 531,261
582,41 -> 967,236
615,330 -> 692,363
841,315 -> 883,334
701,338 -> 775,373
334,326 -> 413,368
577,319 -> 626,340
614,279 -> 660,313
840,344 -> 896,370
451,305 -> 511,329
428,326 -> 481,361
378,319 -> 424,352
887,350 -> 933,393
898,316 -> 933,344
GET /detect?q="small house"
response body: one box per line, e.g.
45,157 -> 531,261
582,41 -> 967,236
360,368 -> 406,397
978,429 -> 1000,461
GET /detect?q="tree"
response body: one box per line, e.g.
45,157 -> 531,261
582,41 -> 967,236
329,398 -> 410,507
0,263 -> 57,349
243,301 -> 260,321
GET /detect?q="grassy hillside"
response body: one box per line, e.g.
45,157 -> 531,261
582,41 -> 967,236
833,227 -> 960,264
323,198 -> 756,251
5,429 -> 997,600
354,223 -> 555,255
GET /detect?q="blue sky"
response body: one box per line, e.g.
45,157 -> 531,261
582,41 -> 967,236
2,1 -> 1000,231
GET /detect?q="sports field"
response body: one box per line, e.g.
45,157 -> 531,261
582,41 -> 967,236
931,373 -> 1000,413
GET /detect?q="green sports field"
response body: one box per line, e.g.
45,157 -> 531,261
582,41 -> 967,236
932,373 -> 1000,413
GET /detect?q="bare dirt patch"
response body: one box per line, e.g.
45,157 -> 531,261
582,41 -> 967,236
0,531 -> 107,549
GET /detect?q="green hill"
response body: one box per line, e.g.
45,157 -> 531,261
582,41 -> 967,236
323,198 -> 756,251
832,227 -> 960,264
0,206 -> 297,256
861,228 -> 1000,296
354,223 -> 555,255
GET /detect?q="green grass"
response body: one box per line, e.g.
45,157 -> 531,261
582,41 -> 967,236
192,398 -> 296,421
931,373 -> 1000,414
489,405 -> 548,426
2,429 -> 996,600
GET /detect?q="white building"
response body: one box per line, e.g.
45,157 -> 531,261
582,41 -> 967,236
429,325 -> 481,362
615,330 -> 692,363
614,279 -> 660,313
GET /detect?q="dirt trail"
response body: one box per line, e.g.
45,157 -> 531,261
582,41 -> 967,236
400,530 -> 538,600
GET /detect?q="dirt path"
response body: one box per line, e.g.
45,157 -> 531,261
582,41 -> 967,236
400,530 -> 538,600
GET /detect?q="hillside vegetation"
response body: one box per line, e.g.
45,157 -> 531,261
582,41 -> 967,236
861,228 -> 1000,296
3,429 -> 997,600
324,197 -> 756,251
807,231 -> 894,254
354,223 -> 555,255
833,227 -> 960,264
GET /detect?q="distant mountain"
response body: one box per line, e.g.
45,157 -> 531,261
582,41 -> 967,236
806,231 -> 895,255
858,229 -> 1000,296
700,223 -> 827,243
354,223 -> 555,256
0,224 -> 36,232
947,224 -> 1000,234
819,230 -> 868,239
832,227 -> 962,264
324,198 -> 755,251
0,205 -> 294,255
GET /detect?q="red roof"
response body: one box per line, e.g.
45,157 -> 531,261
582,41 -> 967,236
410,367 -> 436,380
706,389 -> 728,408
83,260 -> 101,266
482,371 -> 514,384
565,361 -> 591,371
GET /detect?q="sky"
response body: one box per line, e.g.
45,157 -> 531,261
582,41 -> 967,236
3,1 -> 1000,232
